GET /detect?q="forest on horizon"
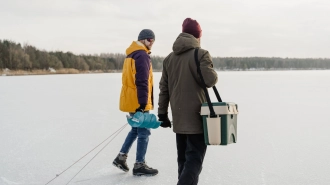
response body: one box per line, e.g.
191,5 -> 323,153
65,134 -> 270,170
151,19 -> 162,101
1,39 -> 330,73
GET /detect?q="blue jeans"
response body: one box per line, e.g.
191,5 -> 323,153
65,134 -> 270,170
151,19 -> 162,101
120,114 -> 151,163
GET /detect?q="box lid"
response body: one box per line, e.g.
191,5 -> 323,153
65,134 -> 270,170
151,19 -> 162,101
200,102 -> 238,115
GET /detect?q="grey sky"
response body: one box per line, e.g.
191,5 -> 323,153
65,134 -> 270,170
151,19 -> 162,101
1,0 -> 329,58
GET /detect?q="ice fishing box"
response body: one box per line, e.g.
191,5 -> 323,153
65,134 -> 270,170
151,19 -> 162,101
200,102 -> 238,145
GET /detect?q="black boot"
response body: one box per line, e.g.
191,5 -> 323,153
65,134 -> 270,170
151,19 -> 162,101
133,162 -> 158,176
113,153 -> 129,172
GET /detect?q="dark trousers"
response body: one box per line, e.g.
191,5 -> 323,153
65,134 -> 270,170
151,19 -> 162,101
176,133 -> 207,185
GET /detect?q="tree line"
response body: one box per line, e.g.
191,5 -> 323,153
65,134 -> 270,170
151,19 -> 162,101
1,39 -> 330,72
212,57 -> 330,70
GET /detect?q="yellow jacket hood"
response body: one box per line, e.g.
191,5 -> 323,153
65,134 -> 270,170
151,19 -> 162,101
126,41 -> 150,55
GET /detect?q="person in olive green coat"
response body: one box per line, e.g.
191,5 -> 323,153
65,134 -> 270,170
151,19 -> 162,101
158,18 -> 218,185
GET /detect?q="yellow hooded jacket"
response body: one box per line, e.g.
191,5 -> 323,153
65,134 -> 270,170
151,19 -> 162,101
119,41 -> 154,112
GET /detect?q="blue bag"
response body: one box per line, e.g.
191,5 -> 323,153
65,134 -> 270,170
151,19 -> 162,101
126,112 -> 161,129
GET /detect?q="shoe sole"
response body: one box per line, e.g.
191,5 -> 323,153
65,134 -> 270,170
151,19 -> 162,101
112,161 -> 129,172
133,172 -> 158,176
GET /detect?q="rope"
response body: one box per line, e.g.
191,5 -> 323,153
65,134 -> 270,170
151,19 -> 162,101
65,124 -> 127,184
45,123 -> 128,185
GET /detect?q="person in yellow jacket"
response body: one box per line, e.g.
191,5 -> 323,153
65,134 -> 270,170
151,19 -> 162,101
113,29 -> 158,176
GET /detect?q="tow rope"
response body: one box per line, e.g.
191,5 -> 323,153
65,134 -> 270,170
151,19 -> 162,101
45,123 -> 128,185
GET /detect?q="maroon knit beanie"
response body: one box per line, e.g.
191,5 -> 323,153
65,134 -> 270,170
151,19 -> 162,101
182,18 -> 202,38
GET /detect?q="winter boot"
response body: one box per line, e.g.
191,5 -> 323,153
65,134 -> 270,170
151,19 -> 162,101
132,162 -> 158,176
113,153 -> 129,172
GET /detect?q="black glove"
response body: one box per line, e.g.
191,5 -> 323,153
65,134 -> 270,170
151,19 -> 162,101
158,113 -> 172,128
135,104 -> 146,113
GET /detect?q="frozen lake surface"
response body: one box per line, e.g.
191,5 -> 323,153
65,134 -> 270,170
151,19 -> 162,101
1,70 -> 330,185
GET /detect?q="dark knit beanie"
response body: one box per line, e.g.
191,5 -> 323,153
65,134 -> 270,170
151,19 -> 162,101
182,18 -> 202,38
138,29 -> 155,40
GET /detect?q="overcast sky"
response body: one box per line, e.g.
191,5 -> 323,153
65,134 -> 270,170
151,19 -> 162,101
1,0 -> 329,58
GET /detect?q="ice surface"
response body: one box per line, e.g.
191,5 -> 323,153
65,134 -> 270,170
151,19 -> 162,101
1,71 -> 330,185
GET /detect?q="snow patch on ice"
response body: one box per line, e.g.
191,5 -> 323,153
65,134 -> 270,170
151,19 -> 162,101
0,177 -> 21,185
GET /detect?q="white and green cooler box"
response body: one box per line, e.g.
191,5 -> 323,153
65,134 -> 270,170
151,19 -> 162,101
200,102 -> 238,145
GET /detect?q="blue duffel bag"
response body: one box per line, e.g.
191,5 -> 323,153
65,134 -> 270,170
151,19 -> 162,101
126,112 -> 161,129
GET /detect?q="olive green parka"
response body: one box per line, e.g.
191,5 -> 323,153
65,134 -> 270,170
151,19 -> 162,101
158,33 -> 218,134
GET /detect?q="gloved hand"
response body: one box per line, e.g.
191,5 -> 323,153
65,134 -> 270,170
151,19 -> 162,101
158,113 -> 172,128
135,104 -> 146,113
